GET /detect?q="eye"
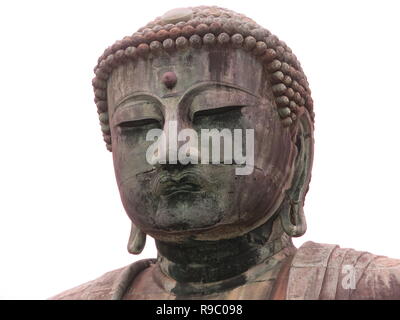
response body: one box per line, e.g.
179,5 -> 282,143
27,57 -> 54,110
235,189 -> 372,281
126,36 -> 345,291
193,105 -> 243,121
118,118 -> 161,129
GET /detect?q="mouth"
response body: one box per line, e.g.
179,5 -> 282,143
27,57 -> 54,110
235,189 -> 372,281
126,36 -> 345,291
161,182 -> 202,197
152,168 -> 208,197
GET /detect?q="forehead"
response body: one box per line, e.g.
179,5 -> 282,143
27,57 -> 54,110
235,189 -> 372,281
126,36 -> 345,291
107,48 -> 264,110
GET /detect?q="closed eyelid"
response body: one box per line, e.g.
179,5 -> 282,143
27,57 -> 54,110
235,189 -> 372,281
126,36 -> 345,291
112,100 -> 163,127
112,92 -> 164,119
182,84 -> 260,121
192,105 -> 244,121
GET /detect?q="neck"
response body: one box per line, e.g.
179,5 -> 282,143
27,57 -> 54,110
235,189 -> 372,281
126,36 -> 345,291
155,217 -> 294,286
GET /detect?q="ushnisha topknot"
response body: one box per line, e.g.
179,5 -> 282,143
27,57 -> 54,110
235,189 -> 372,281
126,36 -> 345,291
92,6 -> 314,152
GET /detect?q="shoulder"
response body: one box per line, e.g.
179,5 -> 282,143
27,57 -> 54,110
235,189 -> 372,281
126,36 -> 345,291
49,259 -> 156,300
287,241 -> 400,300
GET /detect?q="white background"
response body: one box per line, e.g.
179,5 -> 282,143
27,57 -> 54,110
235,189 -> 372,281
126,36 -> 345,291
0,0 -> 399,299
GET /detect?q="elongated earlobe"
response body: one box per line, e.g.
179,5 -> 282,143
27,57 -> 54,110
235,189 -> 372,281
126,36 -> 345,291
280,113 -> 313,237
127,223 -> 146,255
280,196 -> 307,237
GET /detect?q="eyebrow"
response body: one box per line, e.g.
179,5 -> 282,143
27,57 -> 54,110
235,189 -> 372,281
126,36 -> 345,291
179,81 -> 260,105
176,81 -> 261,116
114,92 -> 163,112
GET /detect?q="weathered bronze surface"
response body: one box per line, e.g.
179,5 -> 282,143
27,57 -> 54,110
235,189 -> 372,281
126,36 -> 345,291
52,6 -> 400,300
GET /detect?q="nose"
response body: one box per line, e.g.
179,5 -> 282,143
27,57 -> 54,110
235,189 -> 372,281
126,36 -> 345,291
149,119 -> 201,166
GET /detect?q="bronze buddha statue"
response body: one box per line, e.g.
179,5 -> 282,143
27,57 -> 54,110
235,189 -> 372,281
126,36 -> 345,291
52,6 -> 400,300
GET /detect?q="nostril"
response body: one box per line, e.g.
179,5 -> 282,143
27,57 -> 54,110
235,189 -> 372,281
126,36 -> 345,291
161,162 -> 191,172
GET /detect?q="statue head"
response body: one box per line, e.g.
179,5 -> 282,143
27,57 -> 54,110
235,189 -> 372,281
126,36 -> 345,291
92,6 -> 314,247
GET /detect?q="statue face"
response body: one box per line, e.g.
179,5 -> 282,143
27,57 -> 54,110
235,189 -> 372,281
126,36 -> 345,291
107,48 -> 297,241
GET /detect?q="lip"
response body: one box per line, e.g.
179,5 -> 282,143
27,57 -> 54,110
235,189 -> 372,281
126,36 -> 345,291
161,182 -> 202,196
152,169 -> 207,197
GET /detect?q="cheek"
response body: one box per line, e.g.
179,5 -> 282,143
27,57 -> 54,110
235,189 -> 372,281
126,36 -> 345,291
112,154 -> 160,230
242,101 -> 294,174
111,125 -> 157,182
111,127 -> 158,223
234,102 -> 296,225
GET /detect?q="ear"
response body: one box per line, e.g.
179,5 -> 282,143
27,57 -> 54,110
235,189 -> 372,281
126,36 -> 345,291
127,223 -> 147,254
280,112 -> 314,237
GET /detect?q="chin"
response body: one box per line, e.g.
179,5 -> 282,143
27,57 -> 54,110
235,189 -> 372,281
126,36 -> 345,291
152,191 -> 225,232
